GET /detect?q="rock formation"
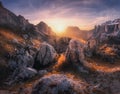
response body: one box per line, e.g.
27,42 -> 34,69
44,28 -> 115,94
86,19 -> 120,62
33,42 -> 58,70
65,39 -> 84,63
7,67 -> 37,85
65,39 -> 89,73
32,74 -> 104,94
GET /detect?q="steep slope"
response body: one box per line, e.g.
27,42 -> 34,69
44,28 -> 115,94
0,1 -> 35,33
0,1 -> 56,83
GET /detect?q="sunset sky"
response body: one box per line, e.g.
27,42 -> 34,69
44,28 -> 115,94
1,0 -> 120,30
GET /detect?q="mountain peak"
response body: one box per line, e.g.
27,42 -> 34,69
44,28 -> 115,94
66,26 -> 81,32
37,21 -> 47,26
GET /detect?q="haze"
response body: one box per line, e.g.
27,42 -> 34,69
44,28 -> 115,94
1,0 -> 120,30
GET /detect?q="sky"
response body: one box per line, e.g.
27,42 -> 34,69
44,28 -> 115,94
1,0 -> 120,30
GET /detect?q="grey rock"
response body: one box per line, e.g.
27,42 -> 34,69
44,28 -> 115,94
65,39 -> 89,73
32,74 -> 103,94
65,39 -> 85,63
38,70 -> 48,76
32,74 -> 82,94
7,67 -> 37,85
33,42 -> 57,70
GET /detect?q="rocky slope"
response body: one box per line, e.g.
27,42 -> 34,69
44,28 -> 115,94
0,1 -> 56,84
86,19 -> 120,63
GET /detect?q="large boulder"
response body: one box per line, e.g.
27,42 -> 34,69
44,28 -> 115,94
31,74 -> 104,94
65,39 -> 85,64
65,39 -> 89,73
53,37 -> 71,53
33,42 -> 58,70
7,67 -> 37,85
8,48 -> 34,70
7,47 -> 35,85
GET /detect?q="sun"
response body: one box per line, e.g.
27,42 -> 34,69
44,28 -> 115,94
45,18 -> 67,34
53,25 -> 66,33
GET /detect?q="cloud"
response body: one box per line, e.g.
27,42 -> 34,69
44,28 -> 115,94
1,0 -> 120,29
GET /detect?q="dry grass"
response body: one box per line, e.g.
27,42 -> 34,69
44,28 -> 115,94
31,39 -> 41,49
86,58 -> 120,73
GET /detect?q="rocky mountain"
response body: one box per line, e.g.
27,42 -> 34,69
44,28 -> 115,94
35,21 -> 56,42
86,19 -> 120,62
63,26 -> 92,41
0,1 -> 55,38
92,19 -> 120,44
0,1 -> 34,33
0,1 -> 56,84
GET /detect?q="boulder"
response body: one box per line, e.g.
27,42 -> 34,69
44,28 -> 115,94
65,39 -> 89,73
53,37 -> 71,53
8,48 -> 34,70
33,42 -> 57,70
38,70 -> 48,76
32,74 -> 103,94
7,67 -> 37,85
65,39 -> 85,64
7,47 -> 36,85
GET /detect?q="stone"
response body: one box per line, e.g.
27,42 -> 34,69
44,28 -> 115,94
65,39 -> 89,73
7,67 -> 37,85
31,74 -> 103,94
65,39 -> 85,63
33,42 -> 58,70
38,70 -> 48,76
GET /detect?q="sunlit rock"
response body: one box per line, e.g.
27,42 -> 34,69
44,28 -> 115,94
65,39 -> 84,63
33,42 -> 58,70
65,39 -> 89,73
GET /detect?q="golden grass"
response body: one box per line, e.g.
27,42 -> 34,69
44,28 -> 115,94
87,58 -> 120,73
31,39 -> 41,49
0,29 -> 24,43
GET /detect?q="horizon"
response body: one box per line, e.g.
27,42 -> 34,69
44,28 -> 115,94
1,0 -> 120,31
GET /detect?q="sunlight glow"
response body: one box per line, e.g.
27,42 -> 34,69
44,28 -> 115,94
45,18 -> 68,33
53,24 -> 66,33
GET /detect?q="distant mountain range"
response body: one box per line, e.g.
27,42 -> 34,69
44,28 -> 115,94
63,26 -> 92,40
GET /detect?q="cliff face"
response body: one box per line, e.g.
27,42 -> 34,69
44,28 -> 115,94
92,19 -> 120,44
87,19 -> 120,62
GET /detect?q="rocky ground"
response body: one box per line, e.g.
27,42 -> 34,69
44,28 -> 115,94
0,39 -> 120,94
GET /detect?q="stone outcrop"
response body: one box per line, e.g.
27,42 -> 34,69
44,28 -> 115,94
65,39 -> 85,63
32,74 -> 104,94
7,67 -> 37,85
6,47 -> 36,85
53,37 -> 71,53
65,39 -> 89,73
8,48 -> 34,70
86,19 -> 120,61
33,42 -> 58,70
